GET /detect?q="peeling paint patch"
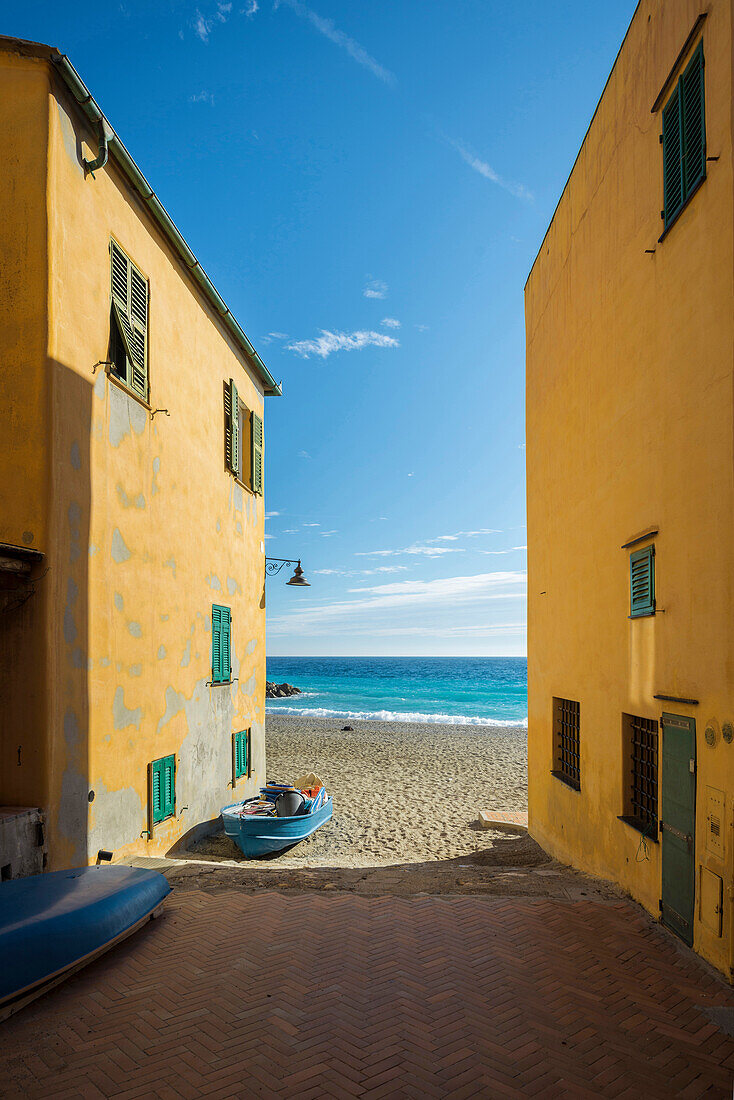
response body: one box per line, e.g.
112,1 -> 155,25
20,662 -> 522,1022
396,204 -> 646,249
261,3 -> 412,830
64,710 -> 80,748
181,638 -> 192,668
72,648 -> 86,669
135,493 -> 145,508
160,614 -> 169,622
113,686 -> 143,730
157,686 -> 185,732
236,522 -> 243,534
68,503 -> 82,563
245,638 -> 257,656
109,384 -> 147,447
241,674 -> 257,696
89,544 -> 99,557
216,518 -> 221,532
227,576 -> 241,596
93,369 -> 106,401
164,557 -> 176,578
127,621 -> 142,638
129,664 -> 142,677
100,657 -> 110,668
114,592 -> 124,612
88,780 -> 144,854
63,578 -> 78,645
152,456 -> 160,496
158,645 -> 167,659
206,574 -> 222,591
233,484 -> 244,512
70,441 -> 81,470
111,528 -> 131,563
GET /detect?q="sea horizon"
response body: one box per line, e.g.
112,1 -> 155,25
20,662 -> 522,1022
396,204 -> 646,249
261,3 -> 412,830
266,655 -> 528,728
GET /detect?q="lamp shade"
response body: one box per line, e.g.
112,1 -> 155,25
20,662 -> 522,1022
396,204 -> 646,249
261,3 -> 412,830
286,562 -> 310,587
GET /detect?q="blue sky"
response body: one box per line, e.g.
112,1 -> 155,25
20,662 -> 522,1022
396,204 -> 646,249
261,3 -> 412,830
9,0 -> 636,656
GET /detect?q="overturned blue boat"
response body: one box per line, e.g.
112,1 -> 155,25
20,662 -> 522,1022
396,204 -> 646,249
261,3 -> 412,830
221,795 -> 333,859
0,865 -> 170,1021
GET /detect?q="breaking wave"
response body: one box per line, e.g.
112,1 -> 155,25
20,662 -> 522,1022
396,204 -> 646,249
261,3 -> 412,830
265,705 -> 527,728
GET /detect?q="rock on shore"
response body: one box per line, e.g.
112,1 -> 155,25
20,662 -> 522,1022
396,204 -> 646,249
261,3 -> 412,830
266,681 -> 302,698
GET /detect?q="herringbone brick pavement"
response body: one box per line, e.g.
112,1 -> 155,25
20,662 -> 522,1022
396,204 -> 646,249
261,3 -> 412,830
1,892 -> 733,1098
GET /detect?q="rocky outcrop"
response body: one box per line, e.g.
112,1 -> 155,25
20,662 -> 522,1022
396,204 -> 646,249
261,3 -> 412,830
266,681 -> 302,698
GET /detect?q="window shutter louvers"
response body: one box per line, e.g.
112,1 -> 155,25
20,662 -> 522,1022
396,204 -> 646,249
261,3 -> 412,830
630,546 -> 655,618
212,605 -> 222,682
163,755 -> 175,818
110,239 -> 149,401
222,608 -> 231,681
682,45 -> 705,195
662,89 -> 683,225
152,759 -> 163,823
252,412 -> 263,495
227,379 -> 240,477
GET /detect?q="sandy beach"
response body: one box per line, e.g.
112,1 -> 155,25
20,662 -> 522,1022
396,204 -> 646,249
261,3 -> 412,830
194,714 -> 528,868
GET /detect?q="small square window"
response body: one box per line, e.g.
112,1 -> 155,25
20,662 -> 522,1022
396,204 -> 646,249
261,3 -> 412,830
552,697 -> 580,790
619,713 -> 658,837
630,545 -> 655,618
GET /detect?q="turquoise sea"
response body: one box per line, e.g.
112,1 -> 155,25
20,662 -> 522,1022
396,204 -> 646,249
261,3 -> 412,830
266,656 -> 527,728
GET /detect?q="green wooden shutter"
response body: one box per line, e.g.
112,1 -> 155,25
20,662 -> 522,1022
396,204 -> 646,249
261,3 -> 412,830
163,755 -> 175,818
212,604 -> 231,683
226,379 -> 240,477
110,239 -> 149,401
252,412 -> 263,495
151,758 -> 163,823
222,607 -> 231,681
662,85 -> 683,226
682,43 -> 705,197
129,265 -> 149,401
234,730 -> 248,779
212,604 -> 222,682
630,546 -> 655,618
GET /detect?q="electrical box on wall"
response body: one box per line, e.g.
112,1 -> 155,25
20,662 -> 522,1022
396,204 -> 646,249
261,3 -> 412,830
705,787 -> 726,861
700,867 -> 723,937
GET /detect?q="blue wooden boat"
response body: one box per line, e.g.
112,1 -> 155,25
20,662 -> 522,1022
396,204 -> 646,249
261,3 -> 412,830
0,866 -> 170,1020
221,796 -> 333,858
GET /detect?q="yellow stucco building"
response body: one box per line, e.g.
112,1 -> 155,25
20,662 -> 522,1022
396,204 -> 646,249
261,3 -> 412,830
526,0 -> 734,978
0,35 -> 281,872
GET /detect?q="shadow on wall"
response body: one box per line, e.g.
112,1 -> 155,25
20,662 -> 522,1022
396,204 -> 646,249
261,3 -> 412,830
47,358 -> 92,870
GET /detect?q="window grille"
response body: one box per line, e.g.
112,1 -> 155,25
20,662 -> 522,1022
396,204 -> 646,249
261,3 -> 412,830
553,697 -> 580,790
627,714 -> 658,834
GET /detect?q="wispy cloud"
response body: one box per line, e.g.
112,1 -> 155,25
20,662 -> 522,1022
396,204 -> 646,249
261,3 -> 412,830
268,570 -> 526,633
189,90 -> 215,104
243,0 -> 258,14
194,1 -> 232,41
320,530 -> 338,537
313,566 -> 409,577
261,331 -> 289,345
275,0 -> 395,85
265,511 -> 280,519
355,545 -> 465,559
282,528 -> 299,534
447,137 -> 533,202
380,317 -> 400,329
286,329 -> 399,359
297,450 -> 311,460
363,279 -> 387,299
302,522 -> 320,527
479,545 -> 527,555
426,529 -> 501,543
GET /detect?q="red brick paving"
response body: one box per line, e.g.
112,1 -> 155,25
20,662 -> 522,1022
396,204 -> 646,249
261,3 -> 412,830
2,891 -> 734,1098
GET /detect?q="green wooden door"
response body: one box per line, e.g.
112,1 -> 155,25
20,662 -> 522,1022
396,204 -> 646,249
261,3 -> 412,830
660,713 -> 696,945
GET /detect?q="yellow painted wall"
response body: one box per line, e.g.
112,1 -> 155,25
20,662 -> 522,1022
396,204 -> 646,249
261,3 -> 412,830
525,0 -> 734,978
0,45 -> 269,867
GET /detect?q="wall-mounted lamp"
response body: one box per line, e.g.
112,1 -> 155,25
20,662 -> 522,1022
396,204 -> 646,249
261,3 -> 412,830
265,558 -> 311,586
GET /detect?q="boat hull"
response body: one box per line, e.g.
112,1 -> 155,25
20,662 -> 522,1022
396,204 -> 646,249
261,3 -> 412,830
221,796 -> 333,858
0,866 -> 171,1018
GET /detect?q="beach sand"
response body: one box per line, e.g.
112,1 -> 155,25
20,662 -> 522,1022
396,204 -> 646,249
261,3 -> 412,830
193,714 -> 528,868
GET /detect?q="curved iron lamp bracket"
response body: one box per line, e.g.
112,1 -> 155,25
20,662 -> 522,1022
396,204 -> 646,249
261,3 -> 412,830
265,557 -> 301,578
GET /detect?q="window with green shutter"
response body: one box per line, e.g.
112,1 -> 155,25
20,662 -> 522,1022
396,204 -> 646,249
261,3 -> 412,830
252,412 -> 263,495
109,239 -> 149,401
151,754 -> 175,825
661,41 -> 706,231
211,604 -> 232,684
225,378 -> 240,478
630,546 -> 655,618
234,728 -> 249,780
